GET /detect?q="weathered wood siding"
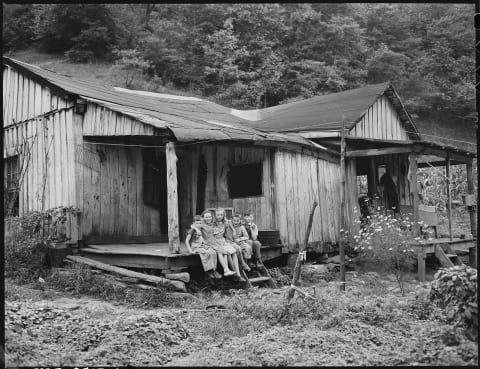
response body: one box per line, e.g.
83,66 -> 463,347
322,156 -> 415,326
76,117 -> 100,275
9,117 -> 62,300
82,102 -> 155,136
3,65 -> 77,215
274,150 -> 342,252
350,94 -> 409,141
195,144 -> 275,230
3,65 -> 73,128
79,142 -> 161,238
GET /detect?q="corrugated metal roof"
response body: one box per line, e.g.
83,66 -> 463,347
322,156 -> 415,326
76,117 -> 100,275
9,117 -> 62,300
242,82 -> 417,133
4,57 -> 339,156
4,57 -> 328,149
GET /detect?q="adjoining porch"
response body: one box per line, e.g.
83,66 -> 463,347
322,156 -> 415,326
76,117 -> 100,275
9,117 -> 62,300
343,136 -> 477,281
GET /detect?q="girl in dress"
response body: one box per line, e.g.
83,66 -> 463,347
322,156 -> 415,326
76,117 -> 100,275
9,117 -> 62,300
199,210 -> 236,277
185,215 -> 222,279
213,208 -> 245,281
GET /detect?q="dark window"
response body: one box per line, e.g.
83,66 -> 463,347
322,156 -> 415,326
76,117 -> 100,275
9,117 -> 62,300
4,155 -> 19,216
227,162 -> 263,198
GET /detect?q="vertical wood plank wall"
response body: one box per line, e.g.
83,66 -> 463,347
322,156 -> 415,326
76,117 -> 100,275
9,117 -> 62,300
3,67 -> 77,215
350,94 -> 409,141
193,144 -> 275,232
82,103 -> 155,136
274,150 -> 342,252
79,142 -> 161,238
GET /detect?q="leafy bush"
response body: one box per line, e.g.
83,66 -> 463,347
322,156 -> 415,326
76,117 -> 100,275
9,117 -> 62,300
5,206 -> 80,283
352,211 -> 419,295
428,265 -> 478,340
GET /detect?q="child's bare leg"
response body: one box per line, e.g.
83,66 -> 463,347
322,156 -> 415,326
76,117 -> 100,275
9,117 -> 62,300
231,253 -> 241,276
227,253 -> 234,270
217,253 -> 231,273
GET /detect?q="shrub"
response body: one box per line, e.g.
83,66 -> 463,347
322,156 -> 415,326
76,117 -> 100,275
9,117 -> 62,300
428,265 -> 478,341
5,206 -> 80,283
352,211 -> 418,295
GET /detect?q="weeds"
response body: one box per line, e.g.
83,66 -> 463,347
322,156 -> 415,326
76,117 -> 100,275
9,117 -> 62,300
45,265 -> 179,308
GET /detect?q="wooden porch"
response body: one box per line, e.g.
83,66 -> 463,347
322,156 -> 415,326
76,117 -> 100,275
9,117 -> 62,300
414,237 -> 476,282
79,242 -> 283,270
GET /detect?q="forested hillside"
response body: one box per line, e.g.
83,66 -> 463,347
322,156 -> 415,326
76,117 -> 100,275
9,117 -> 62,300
3,3 -> 475,123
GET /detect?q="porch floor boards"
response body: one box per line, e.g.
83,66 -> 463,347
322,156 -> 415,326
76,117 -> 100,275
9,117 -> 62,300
79,242 -> 283,270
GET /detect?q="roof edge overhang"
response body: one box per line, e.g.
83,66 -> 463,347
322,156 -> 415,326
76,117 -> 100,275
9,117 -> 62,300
3,56 -> 75,101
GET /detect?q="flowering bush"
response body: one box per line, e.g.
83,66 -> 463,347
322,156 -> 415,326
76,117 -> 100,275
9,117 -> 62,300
352,211 -> 421,295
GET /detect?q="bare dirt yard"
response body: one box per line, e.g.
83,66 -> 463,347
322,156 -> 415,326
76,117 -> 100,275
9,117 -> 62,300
4,265 -> 478,367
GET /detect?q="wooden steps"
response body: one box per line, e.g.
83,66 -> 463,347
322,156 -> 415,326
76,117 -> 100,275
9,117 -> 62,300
249,276 -> 272,284
243,258 -> 278,289
434,244 -> 463,268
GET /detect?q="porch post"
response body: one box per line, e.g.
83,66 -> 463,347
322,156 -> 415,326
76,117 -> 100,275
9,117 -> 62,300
409,152 -> 419,235
446,153 -> 453,241
166,142 -> 180,254
466,162 -> 477,237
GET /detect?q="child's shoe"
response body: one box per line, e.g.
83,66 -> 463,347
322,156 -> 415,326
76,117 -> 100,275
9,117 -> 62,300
224,270 -> 236,277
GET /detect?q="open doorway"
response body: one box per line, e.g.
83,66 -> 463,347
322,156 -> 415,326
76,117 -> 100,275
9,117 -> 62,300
143,148 -> 168,237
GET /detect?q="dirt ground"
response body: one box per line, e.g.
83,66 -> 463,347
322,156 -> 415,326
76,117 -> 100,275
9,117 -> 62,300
4,267 -> 478,367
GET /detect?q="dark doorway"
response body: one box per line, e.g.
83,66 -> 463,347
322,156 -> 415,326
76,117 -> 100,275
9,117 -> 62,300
143,148 -> 168,236
196,154 -> 207,214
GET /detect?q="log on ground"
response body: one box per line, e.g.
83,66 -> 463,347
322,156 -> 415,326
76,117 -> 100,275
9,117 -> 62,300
66,255 -> 186,292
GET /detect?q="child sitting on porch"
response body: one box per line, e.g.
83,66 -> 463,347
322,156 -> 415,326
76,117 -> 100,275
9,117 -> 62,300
213,208 -> 246,281
225,213 -> 253,271
199,210 -> 236,277
185,215 -> 222,279
243,210 -> 263,268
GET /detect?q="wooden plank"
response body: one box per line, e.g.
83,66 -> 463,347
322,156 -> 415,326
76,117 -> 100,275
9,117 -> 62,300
166,142 -> 180,253
135,148 -> 144,236
91,144 -> 101,235
417,248 -> 426,282
446,153 -> 453,240
100,145 -> 109,234
275,151 -> 288,245
56,111 -> 66,206
127,146 -> 137,236
66,255 -> 186,291
8,68 -> 14,125
28,78 -> 36,119
63,111 -> 72,206
118,145 -> 128,235
466,162 -> 477,237
73,113 -> 83,211
112,146 -> 120,235
285,152 -> 296,247
434,245 -> 455,268
3,67 -> 10,123
409,152 -> 419,235
346,146 -> 413,158
34,119 -> 43,210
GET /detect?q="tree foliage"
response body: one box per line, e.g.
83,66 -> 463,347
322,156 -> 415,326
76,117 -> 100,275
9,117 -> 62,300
2,3 -> 475,119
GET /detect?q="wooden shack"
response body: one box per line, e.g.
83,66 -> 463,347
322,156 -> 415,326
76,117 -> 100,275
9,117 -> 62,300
3,57 -> 341,270
3,57 -> 476,278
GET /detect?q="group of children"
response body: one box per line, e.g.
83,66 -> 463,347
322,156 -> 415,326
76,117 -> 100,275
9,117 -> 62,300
184,208 -> 262,282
